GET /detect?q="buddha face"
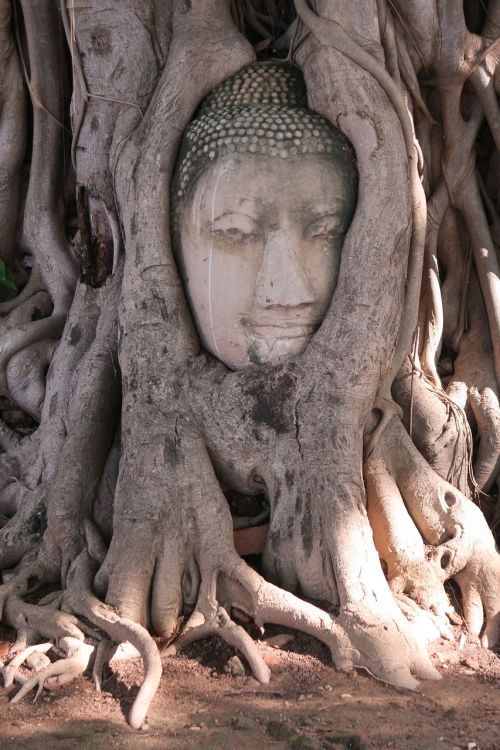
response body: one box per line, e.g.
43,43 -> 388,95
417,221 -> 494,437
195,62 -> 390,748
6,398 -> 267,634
177,152 -> 355,370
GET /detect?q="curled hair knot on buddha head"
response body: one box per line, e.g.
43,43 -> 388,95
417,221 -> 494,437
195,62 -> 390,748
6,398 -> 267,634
171,62 -> 357,235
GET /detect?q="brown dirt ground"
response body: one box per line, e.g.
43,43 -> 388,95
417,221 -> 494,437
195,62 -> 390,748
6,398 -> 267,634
0,623 -> 499,750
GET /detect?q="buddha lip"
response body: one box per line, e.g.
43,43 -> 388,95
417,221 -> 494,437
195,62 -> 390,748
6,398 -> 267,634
242,316 -> 321,331
244,321 -> 317,338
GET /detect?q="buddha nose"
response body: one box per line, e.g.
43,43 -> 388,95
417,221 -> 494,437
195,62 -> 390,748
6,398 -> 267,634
255,227 -> 318,309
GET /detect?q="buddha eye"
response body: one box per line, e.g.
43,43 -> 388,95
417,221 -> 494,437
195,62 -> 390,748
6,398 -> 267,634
303,215 -> 342,242
211,212 -> 261,245
212,227 -> 260,244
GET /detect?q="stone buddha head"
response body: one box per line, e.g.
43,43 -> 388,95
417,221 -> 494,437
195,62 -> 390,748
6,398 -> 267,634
172,62 -> 357,370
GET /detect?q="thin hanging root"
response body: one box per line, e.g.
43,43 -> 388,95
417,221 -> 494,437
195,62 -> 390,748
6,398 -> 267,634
0,643 -> 52,694
10,637 -> 94,704
166,606 -> 271,684
65,551 -> 162,729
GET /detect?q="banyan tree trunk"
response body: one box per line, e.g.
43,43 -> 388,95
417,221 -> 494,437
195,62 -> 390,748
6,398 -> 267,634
0,0 -> 498,728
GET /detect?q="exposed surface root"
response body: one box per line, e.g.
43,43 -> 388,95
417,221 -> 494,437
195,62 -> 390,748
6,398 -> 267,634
375,417 -> 500,646
0,642 -> 51,694
3,595 -> 85,643
394,593 -> 454,642
167,606 -> 271,685
0,0 -> 498,734
64,552 -> 162,729
9,637 -> 94,704
92,639 -> 117,693
455,550 -> 500,649
165,551 -> 440,694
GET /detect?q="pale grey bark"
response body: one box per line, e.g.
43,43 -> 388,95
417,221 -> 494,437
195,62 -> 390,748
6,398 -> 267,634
0,0 -> 498,729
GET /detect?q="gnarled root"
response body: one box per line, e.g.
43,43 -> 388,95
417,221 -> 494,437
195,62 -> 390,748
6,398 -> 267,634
455,549 -> 500,648
64,551 -> 162,730
394,593 -> 454,643
116,474 -> 441,695
168,555 -> 440,692
376,416 -> 500,646
0,642 -> 51,695
239,556 -> 440,689
167,604 -> 271,685
9,637 -> 94,704
92,639 -> 117,692
3,595 -> 85,644
328,602 -> 441,690
365,437 -> 457,639
1,550 -> 161,728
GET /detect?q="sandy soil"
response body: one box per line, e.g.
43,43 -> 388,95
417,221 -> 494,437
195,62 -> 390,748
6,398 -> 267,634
1,623 -> 499,750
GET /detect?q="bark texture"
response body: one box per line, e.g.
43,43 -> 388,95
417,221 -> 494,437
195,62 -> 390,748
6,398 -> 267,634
0,0 -> 498,729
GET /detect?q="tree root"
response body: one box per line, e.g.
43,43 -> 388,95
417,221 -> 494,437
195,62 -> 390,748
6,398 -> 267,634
455,550 -> 500,648
92,639 -> 117,693
0,0 -> 27,268
394,593 -> 454,642
0,549 -> 160,728
294,0 -> 427,454
64,551 -> 162,730
7,339 -> 58,419
0,487 -> 45,571
165,549 -> 440,693
0,312 -> 66,410
3,595 -> 85,644
1,0 -> 497,734
166,606 -> 271,685
0,419 -> 21,452
392,358 -> 471,495
92,639 -> 143,694
0,560 -> 41,620
0,642 -> 51,695
9,637 -> 94,704
377,416 -> 500,646
470,387 -> 500,493
0,266 -> 45,317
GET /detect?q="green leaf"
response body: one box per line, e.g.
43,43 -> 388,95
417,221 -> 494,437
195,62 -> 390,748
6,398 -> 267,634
0,259 -> 17,290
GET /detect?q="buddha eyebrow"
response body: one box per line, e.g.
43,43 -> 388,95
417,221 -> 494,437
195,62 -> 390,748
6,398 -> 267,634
238,196 -> 266,209
301,199 -> 347,213
212,210 -> 259,222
